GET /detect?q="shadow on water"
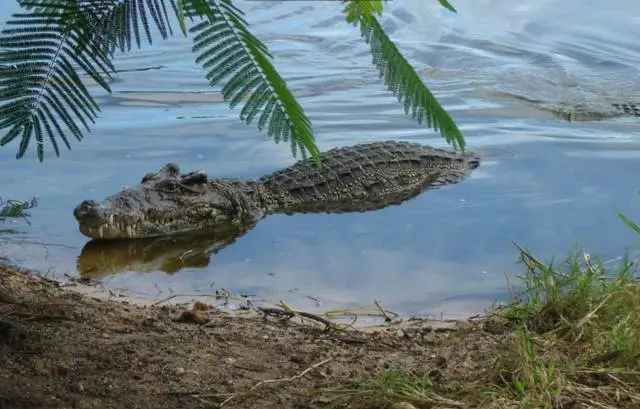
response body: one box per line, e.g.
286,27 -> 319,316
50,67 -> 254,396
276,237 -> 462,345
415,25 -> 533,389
77,223 -> 256,278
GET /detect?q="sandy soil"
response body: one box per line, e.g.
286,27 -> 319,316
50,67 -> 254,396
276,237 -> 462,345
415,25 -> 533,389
0,263 -> 503,409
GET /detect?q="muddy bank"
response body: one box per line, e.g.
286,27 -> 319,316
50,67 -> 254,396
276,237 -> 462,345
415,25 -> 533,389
0,262 -> 505,409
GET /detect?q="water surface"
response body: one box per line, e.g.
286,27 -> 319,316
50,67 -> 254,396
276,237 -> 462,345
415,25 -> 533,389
1,0 -> 639,318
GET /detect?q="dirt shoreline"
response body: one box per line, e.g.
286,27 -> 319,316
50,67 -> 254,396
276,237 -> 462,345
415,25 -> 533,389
1,262 -> 504,409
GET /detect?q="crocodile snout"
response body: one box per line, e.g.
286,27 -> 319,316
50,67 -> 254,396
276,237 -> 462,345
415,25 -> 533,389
73,200 -> 106,226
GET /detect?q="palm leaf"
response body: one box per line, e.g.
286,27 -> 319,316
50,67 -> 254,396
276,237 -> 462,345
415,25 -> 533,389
19,0 -> 175,51
343,0 -> 466,150
185,0 -> 319,162
0,0 -> 181,161
2,0 -> 464,163
0,4 -> 117,161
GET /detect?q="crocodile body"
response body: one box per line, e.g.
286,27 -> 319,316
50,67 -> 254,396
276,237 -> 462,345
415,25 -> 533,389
495,91 -> 640,121
73,140 -> 480,240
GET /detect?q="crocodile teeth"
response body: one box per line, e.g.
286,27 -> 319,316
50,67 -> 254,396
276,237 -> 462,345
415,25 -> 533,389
108,214 -> 114,225
98,224 -> 104,239
125,224 -> 133,238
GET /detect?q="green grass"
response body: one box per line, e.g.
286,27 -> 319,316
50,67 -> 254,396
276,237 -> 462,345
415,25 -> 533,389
328,219 -> 640,409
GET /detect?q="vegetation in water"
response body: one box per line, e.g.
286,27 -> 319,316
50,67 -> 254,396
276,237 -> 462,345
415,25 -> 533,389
0,0 -> 465,164
0,196 -> 38,234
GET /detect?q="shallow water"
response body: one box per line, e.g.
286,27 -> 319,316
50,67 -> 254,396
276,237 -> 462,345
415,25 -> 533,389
1,0 -> 640,318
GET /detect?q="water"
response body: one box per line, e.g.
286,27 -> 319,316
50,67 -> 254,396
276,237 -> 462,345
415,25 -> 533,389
1,0 -> 639,318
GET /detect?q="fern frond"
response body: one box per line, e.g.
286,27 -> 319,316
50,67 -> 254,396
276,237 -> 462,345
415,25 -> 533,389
186,0 -> 319,162
343,0 -> 466,150
20,0 -> 175,52
0,4 -> 116,161
99,0 -> 174,51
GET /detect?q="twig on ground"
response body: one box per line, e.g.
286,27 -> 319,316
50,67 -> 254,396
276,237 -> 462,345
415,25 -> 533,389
374,298 -> 392,322
200,357 -> 333,407
150,291 -> 256,307
151,294 -> 179,306
2,311 -> 72,321
258,306 -> 343,330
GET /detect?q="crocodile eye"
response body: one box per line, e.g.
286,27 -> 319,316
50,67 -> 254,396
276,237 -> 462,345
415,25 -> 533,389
141,172 -> 156,183
183,170 -> 208,185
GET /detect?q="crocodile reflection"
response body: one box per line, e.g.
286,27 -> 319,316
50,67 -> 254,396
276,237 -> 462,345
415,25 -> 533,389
76,223 -> 255,279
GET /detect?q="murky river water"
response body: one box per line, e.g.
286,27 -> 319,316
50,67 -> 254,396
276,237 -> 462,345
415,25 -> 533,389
1,0 -> 639,318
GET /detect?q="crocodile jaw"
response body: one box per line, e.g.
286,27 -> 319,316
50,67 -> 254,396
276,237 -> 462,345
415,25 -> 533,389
73,198 -> 244,240
73,163 -> 264,240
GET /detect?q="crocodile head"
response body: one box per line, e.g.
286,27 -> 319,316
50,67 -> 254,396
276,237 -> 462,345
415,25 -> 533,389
73,163 -> 263,240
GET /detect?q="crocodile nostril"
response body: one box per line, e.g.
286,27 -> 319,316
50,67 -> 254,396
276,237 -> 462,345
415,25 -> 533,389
73,200 -> 102,220
82,200 -> 99,208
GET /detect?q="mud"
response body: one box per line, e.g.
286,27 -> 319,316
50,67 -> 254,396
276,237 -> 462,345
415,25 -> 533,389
0,264 -> 502,409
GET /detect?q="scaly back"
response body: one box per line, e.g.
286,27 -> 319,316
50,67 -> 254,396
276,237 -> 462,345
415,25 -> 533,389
258,140 -> 479,214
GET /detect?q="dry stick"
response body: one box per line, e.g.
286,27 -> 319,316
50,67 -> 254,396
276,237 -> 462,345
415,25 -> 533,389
373,298 -> 392,322
201,357 -> 334,407
583,250 -> 597,274
258,307 -> 340,329
2,310 -> 72,321
277,300 -> 347,330
150,292 -> 255,307
574,292 -> 613,330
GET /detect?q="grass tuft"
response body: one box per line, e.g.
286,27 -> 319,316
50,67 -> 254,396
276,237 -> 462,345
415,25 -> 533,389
328,368 -> 464,408
329,237 -> 640,409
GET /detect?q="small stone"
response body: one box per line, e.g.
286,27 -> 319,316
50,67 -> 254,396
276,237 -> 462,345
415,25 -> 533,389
391,403 -> 418,409
55,363 -> 69,376
223,357 -> 236,365
175,310 -> 209,325
192,301 -> 211,311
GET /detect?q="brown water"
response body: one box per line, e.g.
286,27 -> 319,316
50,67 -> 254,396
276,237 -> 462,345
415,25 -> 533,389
1,0 -> 640,318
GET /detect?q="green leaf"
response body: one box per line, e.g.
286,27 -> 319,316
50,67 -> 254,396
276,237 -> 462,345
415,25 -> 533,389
173,0 -> 189,36
187,0 -> 319,163
0,1 -> 182,161
0,5 -> 115,160
437,0 -> 458,13
342,0 -> 385,24
343,0 -> 466,151
618,212 -> 640,235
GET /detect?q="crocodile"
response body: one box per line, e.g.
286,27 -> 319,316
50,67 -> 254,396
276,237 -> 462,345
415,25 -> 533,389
538,102 -> 640,122
73,140 -> 480,240
490,91 -> 640,122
